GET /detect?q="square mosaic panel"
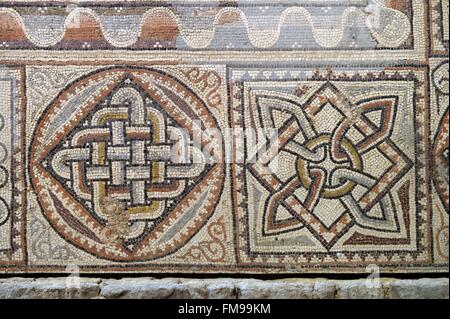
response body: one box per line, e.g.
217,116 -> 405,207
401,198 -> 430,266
0,0 -> 448,273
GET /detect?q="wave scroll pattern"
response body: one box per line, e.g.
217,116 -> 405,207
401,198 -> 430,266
0,2 -> 411,49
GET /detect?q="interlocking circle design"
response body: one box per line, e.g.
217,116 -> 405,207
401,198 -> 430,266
297,133 -> 362,199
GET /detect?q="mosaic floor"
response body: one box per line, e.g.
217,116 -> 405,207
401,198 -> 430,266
0,0 -> 448,274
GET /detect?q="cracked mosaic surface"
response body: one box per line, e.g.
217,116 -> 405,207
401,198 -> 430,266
0,0 -> 448,273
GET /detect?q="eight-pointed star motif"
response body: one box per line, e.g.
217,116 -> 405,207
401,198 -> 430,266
248,82 -> 413,249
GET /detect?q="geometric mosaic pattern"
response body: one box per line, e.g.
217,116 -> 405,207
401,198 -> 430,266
0,0 -> 448,273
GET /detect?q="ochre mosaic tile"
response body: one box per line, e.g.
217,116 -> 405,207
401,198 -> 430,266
0,0 -> 448,273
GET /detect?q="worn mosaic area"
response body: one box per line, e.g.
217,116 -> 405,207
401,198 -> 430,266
0,0 -> 448,273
